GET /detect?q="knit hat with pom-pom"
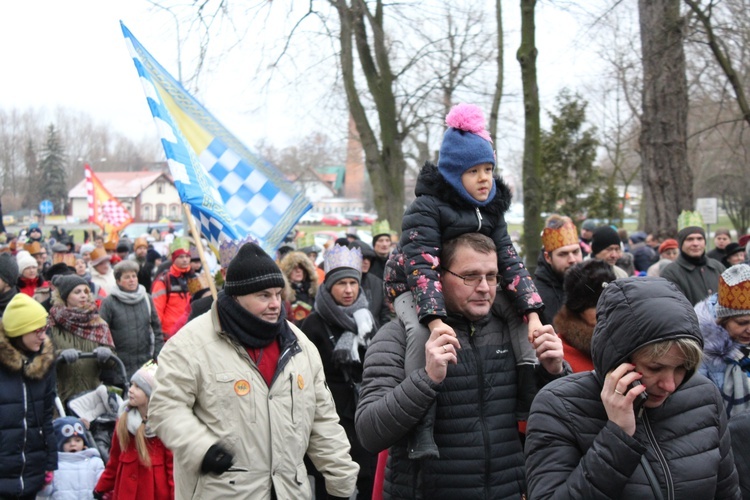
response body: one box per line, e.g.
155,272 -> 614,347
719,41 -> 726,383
437,103 -> 497,206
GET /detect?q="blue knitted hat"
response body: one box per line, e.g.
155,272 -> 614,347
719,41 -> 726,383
54,417 -> 90,451
437,104 -> 497,206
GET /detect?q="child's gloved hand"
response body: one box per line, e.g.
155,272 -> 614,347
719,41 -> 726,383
44,471 -> 54,485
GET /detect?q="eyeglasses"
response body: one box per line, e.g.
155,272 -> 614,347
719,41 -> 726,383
441,267 -> 500,287
30,327 -> 46,337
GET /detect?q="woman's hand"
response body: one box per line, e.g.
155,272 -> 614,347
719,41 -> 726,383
601,363 -> 646,436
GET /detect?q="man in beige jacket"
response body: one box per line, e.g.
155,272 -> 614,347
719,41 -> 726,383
149,242 -> 358,499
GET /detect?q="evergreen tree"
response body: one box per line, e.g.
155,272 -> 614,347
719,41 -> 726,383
539,89 -> 604,221
38,124 -> 68,214
23,138 -> 39,209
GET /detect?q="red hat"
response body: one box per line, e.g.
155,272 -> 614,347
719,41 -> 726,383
658,239 -> 678,255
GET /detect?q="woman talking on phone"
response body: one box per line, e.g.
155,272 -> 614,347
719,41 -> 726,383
524,277 -> 740,499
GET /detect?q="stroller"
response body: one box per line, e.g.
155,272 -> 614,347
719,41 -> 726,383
55,350 -> 129,464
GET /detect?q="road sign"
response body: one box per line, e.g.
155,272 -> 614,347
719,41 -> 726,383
696,198 -> 718,225
39,200 -> 54,215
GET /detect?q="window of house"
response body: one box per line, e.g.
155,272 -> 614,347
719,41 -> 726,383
157,182 -> 165,194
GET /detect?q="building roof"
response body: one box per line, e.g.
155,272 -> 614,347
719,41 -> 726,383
68,171 -> 171,199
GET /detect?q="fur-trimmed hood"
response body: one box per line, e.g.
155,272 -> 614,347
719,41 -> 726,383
554,306 -> 594,357
0,322 -> 55,379
278,251 -> 318,302
415,162 -> 513,216
696,294 -> 741,370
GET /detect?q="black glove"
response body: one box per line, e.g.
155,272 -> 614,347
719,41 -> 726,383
93,346 -> 113,364
201,444 -> 233,475
92,490 -> 104,500
60,349 -> 79,364
329,496 -> 350,500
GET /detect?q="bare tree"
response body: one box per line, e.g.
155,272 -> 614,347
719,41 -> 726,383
638,0 -> 693,234
517,0 -> 543,272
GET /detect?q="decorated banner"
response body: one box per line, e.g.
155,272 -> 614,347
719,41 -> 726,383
85,164 -> 133,239
121,22 -> 311,252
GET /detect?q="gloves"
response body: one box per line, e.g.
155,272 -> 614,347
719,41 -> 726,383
43,471 -> 54,485
59,349 -> 79,364
93,346 -> 113,364
93,491 -> 104,500
201,444 -> 233,475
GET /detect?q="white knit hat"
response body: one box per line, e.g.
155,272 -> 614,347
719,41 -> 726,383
16,250 -> 38,273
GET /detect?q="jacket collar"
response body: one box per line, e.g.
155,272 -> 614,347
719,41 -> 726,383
0,324 -> 55,379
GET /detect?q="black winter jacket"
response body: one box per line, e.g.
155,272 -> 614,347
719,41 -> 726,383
388,162 -> 542,321
0,325 -> 57,497
525,277 -> 740,499
533,252 -> 564,324
356,312 -> 564,499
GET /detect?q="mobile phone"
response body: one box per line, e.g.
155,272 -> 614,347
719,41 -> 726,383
630,380 -> 649,418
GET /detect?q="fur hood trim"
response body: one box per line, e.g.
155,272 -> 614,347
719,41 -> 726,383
415,162 -> 512,215
696,295 -> 741,369
554,306 -> 594,357
279,251 -> 319,302
0,322 -> 55,379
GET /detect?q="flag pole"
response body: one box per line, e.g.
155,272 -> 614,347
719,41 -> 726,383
182,203 -> 218,300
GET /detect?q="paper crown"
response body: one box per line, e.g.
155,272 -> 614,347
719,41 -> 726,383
53,253 -> 76,267
324,244 -> 363,274
134,237 -> 148,250
218,235 -> 259,269
297,232 -> 314,247
169,237 -> 190,256
717,264 -> 750,318
23,241 -> 42,255
187,273 -> 211,295
371,220 -> 391,238
677,211 -> 704,231
542,221 -> 579,252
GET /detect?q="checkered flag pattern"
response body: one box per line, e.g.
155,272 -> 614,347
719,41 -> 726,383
122,23 -> 311,252
85,164 -> 133,233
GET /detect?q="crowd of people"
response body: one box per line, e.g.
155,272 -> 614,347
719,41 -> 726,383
1,103 -> 749,499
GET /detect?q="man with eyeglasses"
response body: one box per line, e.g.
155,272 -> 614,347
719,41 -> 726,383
355,233 -> 568,499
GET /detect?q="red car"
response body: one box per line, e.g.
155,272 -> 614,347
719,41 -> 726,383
320,214 -> 352,227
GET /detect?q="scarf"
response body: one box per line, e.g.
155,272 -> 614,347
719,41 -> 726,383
216,290 -> 290,349
119,402 -> 156,439
314,286 -> 375,364
49,302 -> 114,347
721,346 -> 750,417
682,251 -> 707,267
110,284 -> 148,306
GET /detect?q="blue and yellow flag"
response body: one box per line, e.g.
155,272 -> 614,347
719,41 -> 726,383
121,22 -> 311,252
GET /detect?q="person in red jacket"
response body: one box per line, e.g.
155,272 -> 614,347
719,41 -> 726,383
94,363 -> 174,500
151,238 -> 193,341
15,251 -> 48,300
553,259 -> 615,373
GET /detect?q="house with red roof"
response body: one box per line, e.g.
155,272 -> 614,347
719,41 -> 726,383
67,171 -> 181,222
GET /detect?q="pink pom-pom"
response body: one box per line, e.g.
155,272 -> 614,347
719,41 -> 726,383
445,103 -> 492,142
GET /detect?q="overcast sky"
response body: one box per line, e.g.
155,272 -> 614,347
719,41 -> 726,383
0,1 -> 611,156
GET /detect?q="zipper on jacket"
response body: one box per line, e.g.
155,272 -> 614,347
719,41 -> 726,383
467,325 -> 491,498
289,373 -> 295,423
643,413 -> 674,500
19,380 -> 28,493
475,208 -> 483,231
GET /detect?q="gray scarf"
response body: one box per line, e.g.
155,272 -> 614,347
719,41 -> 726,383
110,284 -> 148,305
314,286 -> 375,364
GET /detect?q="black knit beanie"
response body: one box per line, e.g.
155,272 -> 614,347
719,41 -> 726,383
563,260 -> 616,314
591,226 -> 622,257
51,274 -> 90,303
677,226 -> 706,250
0,253 -> 19,287
224,242 -> 286,296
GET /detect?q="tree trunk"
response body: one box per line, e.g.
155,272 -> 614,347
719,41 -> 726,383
638,0 -> 692,234
517,0 -> 542,275
489,0 -> 504,143
332,0 -> 406,233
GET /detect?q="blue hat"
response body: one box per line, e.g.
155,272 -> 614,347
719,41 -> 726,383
54,417 -> 90,451
437,104 -> 497,206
